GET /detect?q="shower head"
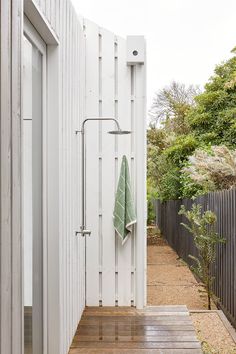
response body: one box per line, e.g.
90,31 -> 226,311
108,129 -> 131,135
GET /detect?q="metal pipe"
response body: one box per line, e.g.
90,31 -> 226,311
81,117 -> 122,134
75,117 -> 128,237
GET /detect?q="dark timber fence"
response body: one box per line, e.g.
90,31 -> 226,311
154,189 -> 236,327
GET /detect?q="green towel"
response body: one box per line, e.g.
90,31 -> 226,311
113,155 -> 136,245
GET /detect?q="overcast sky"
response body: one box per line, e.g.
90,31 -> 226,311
71,0 -> 236,109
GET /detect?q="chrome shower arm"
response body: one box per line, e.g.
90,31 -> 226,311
76,117 -> 121,134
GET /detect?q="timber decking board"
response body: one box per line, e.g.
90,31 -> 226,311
68,306 -> 202,353
69,350 -> 202,354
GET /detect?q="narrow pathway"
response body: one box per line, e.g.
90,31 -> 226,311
147,238 -> 208,309
69,306 -> 202,353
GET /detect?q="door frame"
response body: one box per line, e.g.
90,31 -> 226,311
22,5 -> 60,352
23,16 -> 47,353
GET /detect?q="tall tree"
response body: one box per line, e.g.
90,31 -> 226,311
188,54 -> 236,147
149,81 -> 200,134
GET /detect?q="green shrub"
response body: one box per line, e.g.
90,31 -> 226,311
179,204 -> 225,309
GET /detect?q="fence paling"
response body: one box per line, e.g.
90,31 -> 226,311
154,189 -> 236,328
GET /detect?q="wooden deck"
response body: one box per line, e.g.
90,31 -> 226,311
68,305 -> 202,353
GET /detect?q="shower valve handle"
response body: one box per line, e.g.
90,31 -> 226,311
75,228 -> 91,237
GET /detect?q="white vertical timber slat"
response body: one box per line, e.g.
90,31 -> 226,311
76,16 -> 83,323
68,2 -> 73,341
85,19 -> 100,306
12,0 -> 23,351
0,0 -> 13,352
46,0 -> 51,26
70,4 -> 77,335
101,28 -> 116,305
64,0 -> 70,347
50,0 -> 56,32
116,36 -> 132,306
59,0 -> 66,350
0,0 -> 23,351
63,0 -> 68,348
79,18 -> 86,316
47,42 -> 60,354
74,18 -> 79,324
130,66 -> 136,306
134,55 -> 147,309
67,2 -> 71,340
71,9 -> 77,331
40,0 -> 46,15
55,0 -> 60,35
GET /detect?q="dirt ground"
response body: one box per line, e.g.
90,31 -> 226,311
147,238 -> 208,309
147,236 -> 236,353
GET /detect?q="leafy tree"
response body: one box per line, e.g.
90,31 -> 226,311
148,53 -> 236,202
163,134 -> 198,165
154,154 -> 181,202
150,81 -> 200,135
147,129 -> 198,202
188,56 -> 236,147
179,204 -> 225,310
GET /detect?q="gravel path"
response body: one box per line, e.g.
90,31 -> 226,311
147,240 -> 208,309
147,238 -> 236,353
191,312 -> 236,354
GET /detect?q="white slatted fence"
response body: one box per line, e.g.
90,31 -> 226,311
84,20 -> 146,308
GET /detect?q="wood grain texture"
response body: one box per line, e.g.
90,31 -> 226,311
69,350 -> 202,354
68,306 -> 202,353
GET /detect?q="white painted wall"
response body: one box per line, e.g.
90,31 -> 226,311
24,1 -> 86,353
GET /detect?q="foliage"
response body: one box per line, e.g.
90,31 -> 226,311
147,53 -> 236,201
149,81 -> 200,135
154,155 -> 181,202
163,134 -> 198,165
179,204 -> 225,309
188,56 -> 236,147
183,145 -> 236,192
147,180 -> 158,225
179,166 -> 206,199
147,128 -> 199,201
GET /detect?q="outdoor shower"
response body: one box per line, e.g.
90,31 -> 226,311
75,117 -> 131,237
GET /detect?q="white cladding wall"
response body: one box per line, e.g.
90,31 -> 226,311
57,2 -> 85,353
25,1 -> 86,353
84,19 -> 146,307
31,0 -> 60,35
0,0 -> 146,353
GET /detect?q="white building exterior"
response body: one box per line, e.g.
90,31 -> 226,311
0,1 -> 146,353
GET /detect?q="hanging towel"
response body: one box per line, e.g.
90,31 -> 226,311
113,155 -> 136,245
